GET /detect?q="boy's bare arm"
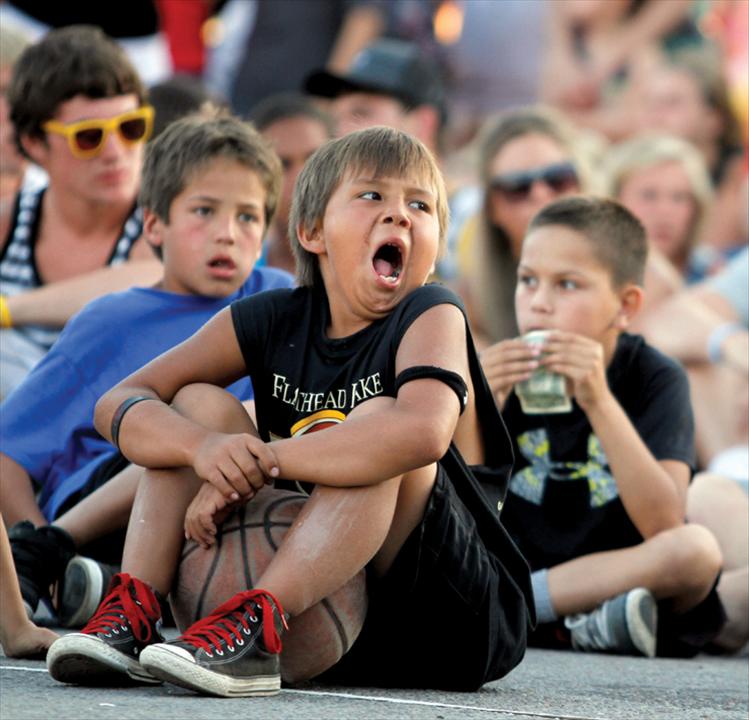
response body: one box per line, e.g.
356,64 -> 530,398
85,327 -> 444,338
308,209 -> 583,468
94,308 -> 277,499
269,303 -> 469,486
5,257 -> 162,327
543,331 -> 688,538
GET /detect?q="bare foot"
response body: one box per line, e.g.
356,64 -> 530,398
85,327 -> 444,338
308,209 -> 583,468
1,623 -> 59,659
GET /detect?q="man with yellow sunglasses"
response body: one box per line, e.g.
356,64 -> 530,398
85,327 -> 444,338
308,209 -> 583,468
0,25 -> 162,397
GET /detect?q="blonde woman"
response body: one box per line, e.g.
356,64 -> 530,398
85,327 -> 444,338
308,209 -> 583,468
604,133 -> 714,313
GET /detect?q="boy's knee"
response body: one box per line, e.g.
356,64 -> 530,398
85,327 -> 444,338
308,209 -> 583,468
656,524 -> 723,590
171,383 -> 251,432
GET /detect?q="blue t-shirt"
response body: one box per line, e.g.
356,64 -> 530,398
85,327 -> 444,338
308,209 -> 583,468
0,266 -> 293,519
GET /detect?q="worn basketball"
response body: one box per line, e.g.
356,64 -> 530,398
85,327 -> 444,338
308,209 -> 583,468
170,487 -> 368,684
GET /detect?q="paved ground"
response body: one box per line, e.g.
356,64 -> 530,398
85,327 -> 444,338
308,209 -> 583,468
1,640 -> 746,720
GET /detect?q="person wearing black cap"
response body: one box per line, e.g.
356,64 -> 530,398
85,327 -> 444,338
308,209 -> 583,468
305,38 -> 446,155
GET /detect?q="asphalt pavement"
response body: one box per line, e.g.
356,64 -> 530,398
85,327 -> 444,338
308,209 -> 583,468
1,641 -> 747,720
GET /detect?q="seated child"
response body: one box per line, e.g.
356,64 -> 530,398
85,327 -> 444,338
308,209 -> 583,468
480,196 -> 725,657
46,126 -> 534,695
0,110 -> 292,627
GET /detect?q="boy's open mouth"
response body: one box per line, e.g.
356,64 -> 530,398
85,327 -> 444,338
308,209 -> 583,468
208,257 -> 236,270
372,243 -> 403,283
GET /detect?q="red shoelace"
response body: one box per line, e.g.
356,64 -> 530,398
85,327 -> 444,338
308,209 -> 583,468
177,589 -> 288,657
81,572 -> 160,643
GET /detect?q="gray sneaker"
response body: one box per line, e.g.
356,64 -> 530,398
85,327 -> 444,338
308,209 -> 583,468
564,587 -> 658,657
58,556 -> 118,628
140,589 -> 288,697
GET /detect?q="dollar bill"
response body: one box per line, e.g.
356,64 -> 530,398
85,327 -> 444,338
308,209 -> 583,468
514,330 -> 572,415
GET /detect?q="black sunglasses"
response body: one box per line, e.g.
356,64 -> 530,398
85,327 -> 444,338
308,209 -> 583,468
490,161 -> 579,201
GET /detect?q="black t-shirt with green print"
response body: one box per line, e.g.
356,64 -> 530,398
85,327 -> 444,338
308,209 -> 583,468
500,332 -> 695,571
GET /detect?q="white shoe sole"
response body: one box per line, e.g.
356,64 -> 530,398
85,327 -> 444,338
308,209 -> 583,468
140,644 -> 280,697
59,557 -> 104,628
46,633 -> 161,685
625,588 -> 658,658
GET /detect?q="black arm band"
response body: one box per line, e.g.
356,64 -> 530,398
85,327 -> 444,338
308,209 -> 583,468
110,396 -> 155,451
394,365 -> 468,414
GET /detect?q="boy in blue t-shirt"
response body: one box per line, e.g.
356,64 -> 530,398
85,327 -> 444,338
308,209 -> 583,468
480,196 -> 725,657
0,112 -> 292,628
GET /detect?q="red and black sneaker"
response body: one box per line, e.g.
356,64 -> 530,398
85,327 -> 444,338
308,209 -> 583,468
47,573 -> 164,685
140,589 -> 288,697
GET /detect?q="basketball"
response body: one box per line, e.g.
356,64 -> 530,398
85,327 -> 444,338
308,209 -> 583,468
170,486 -> 368,684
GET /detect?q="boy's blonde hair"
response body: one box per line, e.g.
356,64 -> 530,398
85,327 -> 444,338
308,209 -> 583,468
289,126 -> 448,287
603,133 -> 713,256
139,108 -> 281,230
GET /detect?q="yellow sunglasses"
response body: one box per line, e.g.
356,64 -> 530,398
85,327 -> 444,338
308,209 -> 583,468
42,106 -> 154,159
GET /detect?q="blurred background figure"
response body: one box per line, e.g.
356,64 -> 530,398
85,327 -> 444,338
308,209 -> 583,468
602,133 -> 714,317
0,0 -> 172,85
453,106 -> 594,348
249,92 -> 335,275
205,0 -> 388,117
0,24 -> 34,242
540,0 -> 701,141
634,48 -> 746,256
148,73 -> 226,138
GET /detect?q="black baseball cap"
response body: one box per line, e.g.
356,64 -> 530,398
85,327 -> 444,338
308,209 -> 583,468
304,39 -> 446,122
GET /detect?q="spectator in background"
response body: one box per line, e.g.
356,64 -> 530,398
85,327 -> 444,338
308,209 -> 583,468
602,134 -> 715,320
305,37 -> 446,155
540,0 -> 699,142
454,106 -> 594,350
635,48 -> 747,255
638,246 -> 748,475
208,0 -> 387,117
148,73 -> 226,138
0,24 -> 34,243
0,0 -> 172,85
0,26 -> 162,398
249,92 -> 335,276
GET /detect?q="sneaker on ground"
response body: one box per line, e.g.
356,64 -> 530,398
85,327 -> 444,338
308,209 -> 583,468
564,587 -> 658,658
58,556 -> 119,628
47,573 -> 163,685
9,520 -> 75,619
140,589 -> 288,697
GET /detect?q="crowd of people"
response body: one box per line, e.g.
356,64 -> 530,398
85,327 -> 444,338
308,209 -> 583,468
0,0 -> 747,698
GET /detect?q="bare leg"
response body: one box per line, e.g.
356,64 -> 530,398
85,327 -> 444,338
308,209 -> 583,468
548,524 -> 722,616
0,515 -> 58,657
54,464 -> 143,547
255,397 -> 437,617
120,384 -> 256,596
0,453 -> 46,527
688,473 -> 749,651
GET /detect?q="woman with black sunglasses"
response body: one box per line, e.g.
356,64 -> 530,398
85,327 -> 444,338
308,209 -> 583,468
455,106 -> 594,351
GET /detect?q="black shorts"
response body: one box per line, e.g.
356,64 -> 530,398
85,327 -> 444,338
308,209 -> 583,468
319,459 -> 532,691
53,452 -> 130,565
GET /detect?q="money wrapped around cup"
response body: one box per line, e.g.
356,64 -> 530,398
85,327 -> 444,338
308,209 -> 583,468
514,330 -> 572,414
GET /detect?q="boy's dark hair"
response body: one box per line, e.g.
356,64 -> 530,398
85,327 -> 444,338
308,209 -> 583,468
139,109 -> 282,236
8,25 -> 146,158
528,196 -> 648,287
248,92 -> 335,138
289,126 -> 448,288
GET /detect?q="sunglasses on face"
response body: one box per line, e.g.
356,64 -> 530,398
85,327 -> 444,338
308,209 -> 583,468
490,161 -> 579,201
42,106 -> 154,159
